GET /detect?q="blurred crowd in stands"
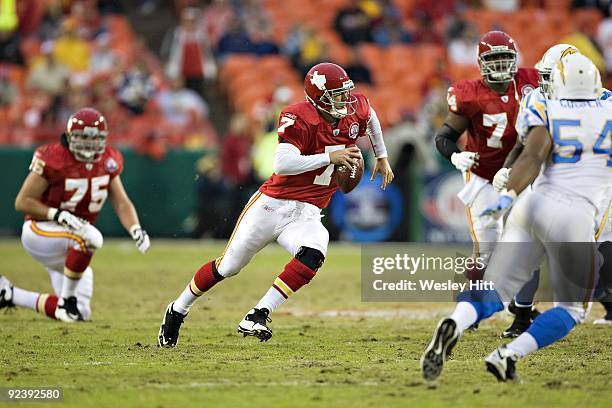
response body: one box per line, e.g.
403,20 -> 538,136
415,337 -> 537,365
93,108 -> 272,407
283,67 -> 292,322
0,0 -> 610,238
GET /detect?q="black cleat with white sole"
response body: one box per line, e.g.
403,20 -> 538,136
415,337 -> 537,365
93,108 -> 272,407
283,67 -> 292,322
0,276 -> 15,311
421,318 -> 460,381
158,302 -> 187,348
237,308 -> 272,342
485,345 -> 520,382
55,296 -> 84,322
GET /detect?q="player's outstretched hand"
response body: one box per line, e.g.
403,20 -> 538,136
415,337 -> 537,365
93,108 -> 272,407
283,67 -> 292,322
492,167 -> 511,193
330,146 -> 362,169
55,210 -> 87,231
451,151 -> 479,172
130,225 -> 150,254
371,157 -> 394,190
480,191 -> 516,219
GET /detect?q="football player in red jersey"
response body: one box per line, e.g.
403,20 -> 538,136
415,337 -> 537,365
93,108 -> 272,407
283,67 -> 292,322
0,108 -> 150,322
158,62 -> 394,347
434,31 -> 539,280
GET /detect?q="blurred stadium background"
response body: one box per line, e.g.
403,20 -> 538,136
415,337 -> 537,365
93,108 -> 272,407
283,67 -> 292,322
0,0 -> 610,242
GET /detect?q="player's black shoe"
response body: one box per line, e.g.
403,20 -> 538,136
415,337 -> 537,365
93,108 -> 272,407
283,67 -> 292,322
593,301 -> 612,325
54,296 -> 84,322
0,276 -> 15,310
507,299 -> 540,319
158,302 -> 186,348
237,308 -> 272,342
421,318 -> 460,381
502,303 -> 534,338
485,345 -> 521,382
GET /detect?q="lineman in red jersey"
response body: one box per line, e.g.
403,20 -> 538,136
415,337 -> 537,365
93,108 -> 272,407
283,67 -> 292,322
0,108 -> 150,322
435,30 -> 539,279
158,62 -> 394,347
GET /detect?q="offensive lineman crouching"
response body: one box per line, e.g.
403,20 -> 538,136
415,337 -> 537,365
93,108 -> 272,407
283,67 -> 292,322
0,108 -> 150,322
158,62 -> 394,347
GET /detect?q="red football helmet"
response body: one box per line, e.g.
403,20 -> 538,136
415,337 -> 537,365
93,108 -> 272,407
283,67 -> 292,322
65,107 -> 108,162
304,62 -> 357,119
477,31 -> 518,83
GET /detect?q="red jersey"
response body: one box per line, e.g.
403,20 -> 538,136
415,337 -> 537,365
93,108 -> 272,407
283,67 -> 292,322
447,68 -> 539,181
28,141 -> 124,223
259,92 -> 371,208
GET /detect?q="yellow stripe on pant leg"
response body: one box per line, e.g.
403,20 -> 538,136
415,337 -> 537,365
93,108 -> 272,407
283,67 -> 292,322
30,221 -> 88,252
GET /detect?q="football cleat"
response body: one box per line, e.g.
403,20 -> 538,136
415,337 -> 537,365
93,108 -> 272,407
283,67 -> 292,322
593,301 -> 612,325
502,304 -> 536,338
485,345 -> 521,382
158,302 -> 187,348
501,317 -> 532,338
0,276 -> 15,310
237,308 -> 272,342
507,300 -> 540,319
421,318 -> 461,381
55,296 -> 84,322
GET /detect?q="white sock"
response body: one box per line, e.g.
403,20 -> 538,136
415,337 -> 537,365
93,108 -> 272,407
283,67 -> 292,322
173,285 -> 199,315
12,287 -> 39,310
507,332 -> 538,358
449,301 -> 479,332
255,286 -> 287,313
60,276 -> 80,299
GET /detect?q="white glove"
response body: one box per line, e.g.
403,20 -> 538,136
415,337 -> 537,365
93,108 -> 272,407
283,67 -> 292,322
492,167 -> 511,193
451,152 -> 478,172
54,210 -> 87,231
130,225 -> 150,254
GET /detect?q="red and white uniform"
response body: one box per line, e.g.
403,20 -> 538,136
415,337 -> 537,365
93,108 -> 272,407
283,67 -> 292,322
448,68 -> 539,261
448,68 -> 539,182
28,142 -> 124,223
215,93 -> 373,278
20,141 -> 123,319
260,92 -> 371,208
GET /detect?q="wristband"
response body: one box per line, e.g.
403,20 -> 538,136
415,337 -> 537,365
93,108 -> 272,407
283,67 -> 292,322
47,208 -> 58,221
501,189 -> 518,201
129,224 -> 142,236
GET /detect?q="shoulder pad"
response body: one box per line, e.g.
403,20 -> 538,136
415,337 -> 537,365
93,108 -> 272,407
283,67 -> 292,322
282,100 -> 320,126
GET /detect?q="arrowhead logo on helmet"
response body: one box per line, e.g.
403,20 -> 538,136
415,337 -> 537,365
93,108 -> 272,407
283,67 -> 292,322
310,71 -> 327,91
304,63 -> 358,119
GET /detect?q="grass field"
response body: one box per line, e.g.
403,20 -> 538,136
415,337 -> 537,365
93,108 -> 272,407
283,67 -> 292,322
0,240 -> 610,408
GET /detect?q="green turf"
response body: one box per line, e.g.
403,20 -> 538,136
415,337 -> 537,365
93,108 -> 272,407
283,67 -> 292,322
0,240 -> 610,408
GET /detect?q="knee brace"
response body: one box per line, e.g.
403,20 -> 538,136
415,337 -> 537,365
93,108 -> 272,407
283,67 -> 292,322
295,247 -> 325,272
82,224 -> 103,251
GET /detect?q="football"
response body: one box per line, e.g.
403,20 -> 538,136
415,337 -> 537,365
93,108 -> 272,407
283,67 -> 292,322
334,149 -> 364,194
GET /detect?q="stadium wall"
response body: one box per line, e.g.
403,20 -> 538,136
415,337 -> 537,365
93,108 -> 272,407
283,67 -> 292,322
0,148 -> 201,237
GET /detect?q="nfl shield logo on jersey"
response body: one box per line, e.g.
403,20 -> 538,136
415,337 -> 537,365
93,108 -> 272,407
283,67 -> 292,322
105,157 -> 118,173
501,95 -> 509,103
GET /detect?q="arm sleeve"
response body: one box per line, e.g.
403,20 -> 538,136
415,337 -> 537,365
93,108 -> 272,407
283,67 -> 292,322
434,124 -> 461,161
273,143 -> 330,176
367,107 -> 388,158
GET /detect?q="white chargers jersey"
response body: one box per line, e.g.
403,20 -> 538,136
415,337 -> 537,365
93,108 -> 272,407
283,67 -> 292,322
516,87 -> 612,144
520,97 -> 612,208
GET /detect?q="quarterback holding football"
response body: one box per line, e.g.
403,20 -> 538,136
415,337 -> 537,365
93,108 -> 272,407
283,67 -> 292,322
158,62 -> 393,347
0,108 -> 150,322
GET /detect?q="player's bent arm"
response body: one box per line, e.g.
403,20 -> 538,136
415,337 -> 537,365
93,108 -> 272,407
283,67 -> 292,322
108,176 -> 142,232
273,143 -> 331,175
109,176 -> 150,253
506,126 -> 552,195
502,139 -> 525,168
434,112 -> 469,161
14,172 -> 52,220
367,107 -> 387,158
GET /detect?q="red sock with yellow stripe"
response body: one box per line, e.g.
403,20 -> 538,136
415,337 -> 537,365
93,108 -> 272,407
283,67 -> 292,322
255,258 -> 316,313
60,248 -> 93,299
173,260 -> 225,315
36,294 -> 59,319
